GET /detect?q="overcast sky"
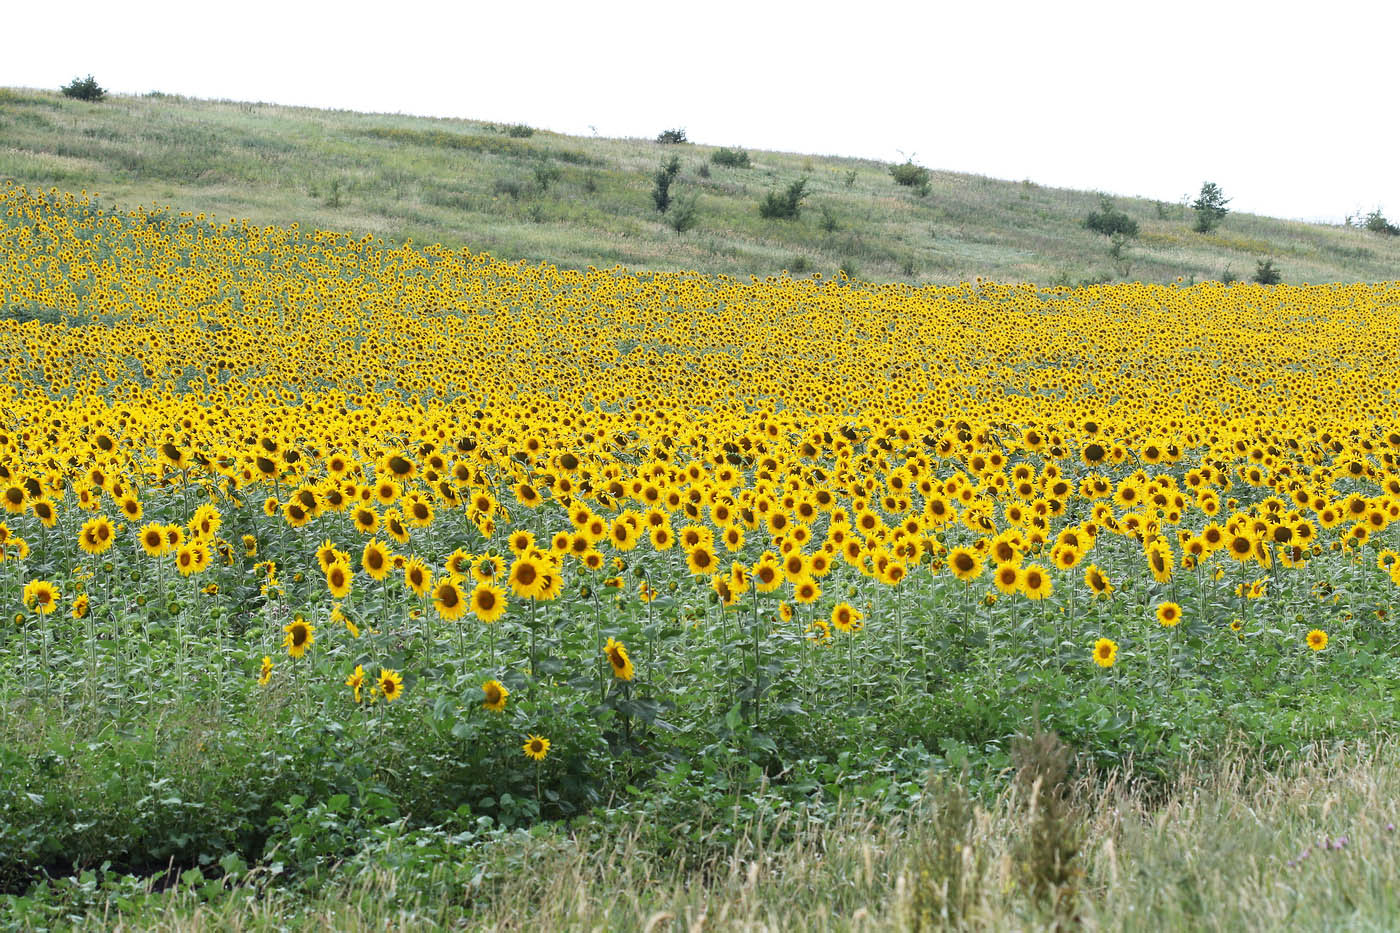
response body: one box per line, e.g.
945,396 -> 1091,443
5,1 -> 1394,223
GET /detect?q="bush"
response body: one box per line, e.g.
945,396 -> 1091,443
1253,258 -> 1282,285
61,75 -> 106,102
1191,181 -> 1230,233
890,161 -> 931,190
711,147 -> 751,168
503,124 -> 535,138
1364,209 -> 1400,236
759,177 -> 808,220
652,157 -> 681,213
656,128 -> 687,145
532,165 -> 561,193
667,195 -> 699,234
819,205 -> 839,233
1084,196 -> 1139,238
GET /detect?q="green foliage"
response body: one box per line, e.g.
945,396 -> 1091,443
711,147 -> 751,168
1192,181 -> 1231,233
61,75 -> 106,102
503,124 -> 535,138
904,775 -> 985,929
1364,209 -> 1400,236
1253,257 -> 1282,284
666,194 -> 699,234
1084,195 -> 1139,238
890,160 -> 931,195
818,205 -> 839,233
758,177 -> 808,220
652,157 -> 681,213
656,128 -> 688,145
532,164 -> 561,193
1012,729 -> 1082,917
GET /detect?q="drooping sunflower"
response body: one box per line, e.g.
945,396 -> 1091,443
346,664 -> 366,703
1084,564 -> 1113,597
71,593 -> 89,619
604,636 -> 635,681
258,655 -> 274,686
482,679 -> 509,712
282,617 -> 316,659
467,580 -> 508,622
523,734 -> 551,761
1093,637 -> 1118,668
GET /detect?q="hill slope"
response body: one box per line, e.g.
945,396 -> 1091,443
2,86 -> 1397,284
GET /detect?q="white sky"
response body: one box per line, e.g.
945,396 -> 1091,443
4,0 -> 1394,223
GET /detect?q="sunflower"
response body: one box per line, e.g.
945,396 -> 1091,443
993,562 -> 1022,595
793,579 -> 821,603
1019,564 -> 1053,600
352,505 -> 379,534
1306,629 -> 1328,652
282,617 -> 316,658
508,529 -> 536,555
70,593 -> 89,619
686,544 -> 718,577
346,664 -> 366,702
523,734 -> 551,761
830,601 -> 863,633
1093,637 -> 1118,668
325,561 -> 352,599
604,636 -> 635,681
508,553 -> 548,599
403,557 -> 432,597
948,546 -> 982,582
362,539 -> 392,581
1084,564 -> 1113,597
752,556 -> 783,593
1,484 -> 25,514
1156,601 -> 1182,628
79,515 -> 115,554
471,581 -> 507,623
433,577 -> 467,620
22,579 -> 58,614
377,668 -> 404,702
258,655 -> 274,686
482,679 -> 509,712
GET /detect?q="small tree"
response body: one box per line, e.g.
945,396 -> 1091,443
1253,258 -> 1282,285
652,157 -> 681,213
666,194 -> 699,234
1084,196 -> 1139,238
61,75 -> 106,102
758,177 -> 809,220
1191,181 -> 1230,233
656,128 -> 687,144
1364,209 -> 1400,236
890,160 -> 931,189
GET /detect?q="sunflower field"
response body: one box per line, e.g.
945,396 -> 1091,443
3,182 -> 1400,914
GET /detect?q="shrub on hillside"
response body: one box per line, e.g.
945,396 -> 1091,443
1253,258 -> 1282,285
61,75 -> 106,101
1084,196 -> 1139,238
759,177 -> 809,220
1364,209 -> 1400,236
890,160 -> 930,189
656,128 -> 688,144
711,147 -> 751,168
652,157 -> 681,213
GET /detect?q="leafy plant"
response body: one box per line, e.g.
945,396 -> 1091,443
1192,181 -> 1231,233
1253,258 -> 1282,284
1363,209 -> 1400,236
818,205 -> 839,233
711,147 -> 751,168
666,194 -> 699,234
652,157 -> 681,213
1084,196 -> 1139,238
890,161 -> 931,191
61,75 -> 106,102
758,177 -> 808,220
656,128 -> 688,145
504,124 -> 535,138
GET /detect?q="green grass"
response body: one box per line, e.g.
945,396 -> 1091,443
3,85 -> 1398,284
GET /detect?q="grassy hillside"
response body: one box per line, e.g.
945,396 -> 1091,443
2,85 -> 1398,284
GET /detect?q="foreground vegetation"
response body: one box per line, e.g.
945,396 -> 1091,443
2,182 -> 1400,927
4,86 -> 1400,284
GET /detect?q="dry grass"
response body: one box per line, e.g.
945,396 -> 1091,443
76,737 -> 1400,932
2,86 -> 1398,285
